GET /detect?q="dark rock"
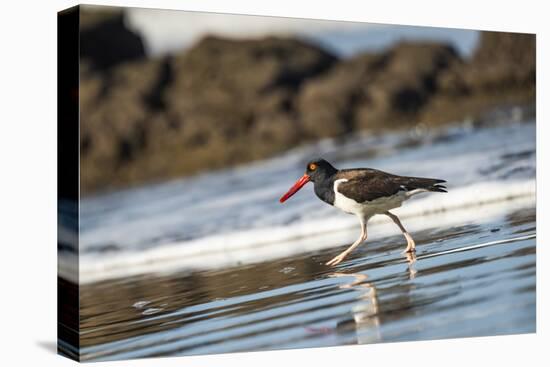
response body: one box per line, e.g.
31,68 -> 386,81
464,31 -> 535,91
298,53 -> 387,139
79,36 -> 337,192
437,31 -> 535,96
420,31 -> 536,125
298,42 -> 459,136
80,9 -> 145,71
164,36 -> 336,136
79,57 -> 166,190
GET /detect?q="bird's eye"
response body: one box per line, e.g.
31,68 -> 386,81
309,163 -> 317,171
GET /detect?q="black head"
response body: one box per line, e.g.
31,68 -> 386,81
305,158 -> 337,182
279,158 -> 338,203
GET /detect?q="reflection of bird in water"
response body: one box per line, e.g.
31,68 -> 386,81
405,251 -> 417,279
330,272 -> 382,344
279,159 -> 446,265
305,255 -> 418,343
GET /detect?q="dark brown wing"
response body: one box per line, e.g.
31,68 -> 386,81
335,168 -> 446,203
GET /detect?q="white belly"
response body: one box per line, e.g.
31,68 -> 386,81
333,179 -> 408,217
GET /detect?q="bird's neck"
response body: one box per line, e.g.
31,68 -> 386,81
313,172 -> 337,206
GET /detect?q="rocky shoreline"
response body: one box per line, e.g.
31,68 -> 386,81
79,11 -> 535,194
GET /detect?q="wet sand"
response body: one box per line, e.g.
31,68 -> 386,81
68,206 -> 535,361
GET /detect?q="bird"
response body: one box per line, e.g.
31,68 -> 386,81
279,158 -> 447,266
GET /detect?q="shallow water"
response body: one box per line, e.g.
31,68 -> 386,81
71,205 -> 535,361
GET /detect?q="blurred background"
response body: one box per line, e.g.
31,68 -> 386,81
78,5 -> 535,194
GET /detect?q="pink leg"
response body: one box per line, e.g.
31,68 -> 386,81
385,211 -> 416,252
326,217 -> 368,266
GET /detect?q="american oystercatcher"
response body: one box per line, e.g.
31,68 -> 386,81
279,159 -> 446,266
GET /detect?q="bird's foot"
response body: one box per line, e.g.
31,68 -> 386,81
326,252 -> 349,266
403,234 -> 416,253
402,247 -> 416,254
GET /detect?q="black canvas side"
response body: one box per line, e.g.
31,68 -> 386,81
57,5 -> 80,362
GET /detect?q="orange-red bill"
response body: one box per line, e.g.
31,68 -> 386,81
279,174 -> 310,203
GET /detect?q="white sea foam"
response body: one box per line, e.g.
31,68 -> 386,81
59,121 -> 536,284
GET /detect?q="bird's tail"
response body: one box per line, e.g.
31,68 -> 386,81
400,177 -> 447,194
